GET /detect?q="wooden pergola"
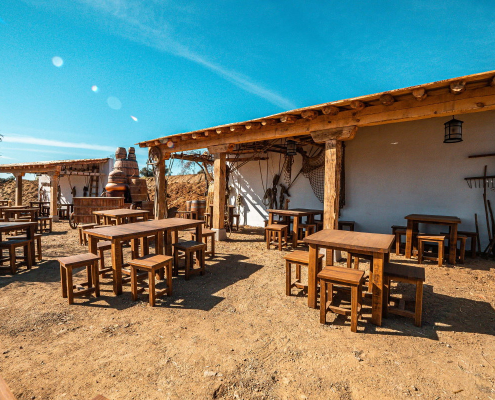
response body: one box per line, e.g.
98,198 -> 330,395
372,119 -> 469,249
0,158 -> 110,221
137,69 -> 495,239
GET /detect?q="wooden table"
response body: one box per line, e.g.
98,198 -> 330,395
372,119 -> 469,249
268,209 -> 323,247
59,203 -> 74,218
405,214 -> 461,264
3,207 -> 39,221
304,229 -> 394,326
93,209 -> 150,225
30,201 -> 49,214
0,221 -> 38,265
84,218 -> 204,295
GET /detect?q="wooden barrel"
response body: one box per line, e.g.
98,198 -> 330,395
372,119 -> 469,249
191,200 -> 206,218
114,159 -> 139,180
115,147 -> 127,160
186,201 -> 192,211
129,178 -> 148,202
73,197 -> 124,224
127,147 -> 137,161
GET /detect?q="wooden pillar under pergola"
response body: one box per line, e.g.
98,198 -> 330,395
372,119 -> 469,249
210,146 -> 228,240
14,172 -> 24,206
49,168 -> 61,222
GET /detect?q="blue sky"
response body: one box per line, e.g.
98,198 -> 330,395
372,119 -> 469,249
1,0 -> 495,178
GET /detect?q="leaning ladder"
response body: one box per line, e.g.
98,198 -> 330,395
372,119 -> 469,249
89,172 -> 99,197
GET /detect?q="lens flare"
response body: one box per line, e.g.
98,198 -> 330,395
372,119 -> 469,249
52,56 -> 63,67
130,115 -> 138,122
107,96 -> 122,110
91,85 -> 98,92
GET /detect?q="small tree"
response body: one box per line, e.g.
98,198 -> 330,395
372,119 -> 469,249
140,166 -> 154,177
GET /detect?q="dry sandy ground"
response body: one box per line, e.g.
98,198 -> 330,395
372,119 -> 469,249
0,222 -> 494,400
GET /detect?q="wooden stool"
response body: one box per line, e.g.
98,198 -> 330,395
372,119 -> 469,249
318,266 -> 364,333
173,240 -> 206,280
418,235 -> 445,267
232,213 -> 240,231
456,235 -> 467,264
58,208 -> 68,220
189,228 -> 216,257
78,223 -> 96,246
97,240 -> 113,277
457,230 -> 478,258
0,239 -> 32,274
338,220 -> 355,231
315,221 -> 323,231
384,262 -> 425,327
393,228 -> 406,255
37,217 -> 53,233
265,224 -> 288,250
58,253 -> 100,304
8,234 -> 42,261
298,223 -> 316,239
346,252 -> 373,293
284,250 -> 324,296
129,254 -> 173,306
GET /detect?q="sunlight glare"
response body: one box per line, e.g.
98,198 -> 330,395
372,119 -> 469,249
52,56 -> 63,67
91,85 -> 99,92
131,115 -> 138,122
107,96 -> 122,110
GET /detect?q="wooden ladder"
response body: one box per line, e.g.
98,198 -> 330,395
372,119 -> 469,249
89,175 -> 99,197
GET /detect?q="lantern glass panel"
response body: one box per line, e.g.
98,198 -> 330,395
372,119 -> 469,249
286,140 -> 297,155
444,117 -> 463,143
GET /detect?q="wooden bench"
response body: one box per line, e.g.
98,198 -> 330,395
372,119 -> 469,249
284,250 -> 324,296
384,262 -> 425,327
173,240 -> 206,280
0,239 -> 32,274
418,234 -> 445,267
317,266 -> 365,333
58,253 -> 100,304
129,254 -> 173,306
265,224 -> 288,250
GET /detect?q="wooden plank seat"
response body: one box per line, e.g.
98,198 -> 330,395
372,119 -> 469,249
78,223 -> 96,246
457,230 -> 478,258
384,262 -> 425,327
37,217 -> 53,233
58,253 -> 100,304
317,266 -> 365,333
265,224 -> 288,250
0,239 -> 32,274
173,240 -> 206,280
284,250 -> 324,296
187,228 -> 216,257
338,220 -> 355,231
8,234 -> 42,261
129,254 -> 173,306
417,234 -> 445,267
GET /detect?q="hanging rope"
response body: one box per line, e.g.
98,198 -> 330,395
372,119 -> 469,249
302,148 -> 325,203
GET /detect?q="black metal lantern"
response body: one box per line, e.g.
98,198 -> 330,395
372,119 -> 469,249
444,116 -> 463,143
286,140 -> 297,156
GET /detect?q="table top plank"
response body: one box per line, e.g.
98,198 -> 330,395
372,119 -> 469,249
303,229 -> 394,253
405,214 -> 461,224
0,222 -> 38,232
267,208 -> 323,216
93,209 -> 150,217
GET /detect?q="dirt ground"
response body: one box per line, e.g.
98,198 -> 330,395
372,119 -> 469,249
0,222 -> 494,400
0,179 -> 38,205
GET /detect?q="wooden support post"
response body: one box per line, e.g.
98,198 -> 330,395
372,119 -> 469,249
155,159 -> 167,219
212,152 -> 227,240
50,170 -> 60,221
324,140 -> 343,263
14,172 -> 24,206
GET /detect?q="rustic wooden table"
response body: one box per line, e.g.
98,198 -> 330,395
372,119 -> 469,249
267,209 -> 323,247
404,214 -> 461,264
84,218 -> 204,295
3,207 -> 39,221
0,221 -> 38,265
304,229 -> 394,326
93,208 -> 149,225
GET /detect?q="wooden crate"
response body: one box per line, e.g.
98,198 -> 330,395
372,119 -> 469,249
73,197 -> 125,224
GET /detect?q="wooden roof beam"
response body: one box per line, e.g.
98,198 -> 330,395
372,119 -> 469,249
321,105 -> 340,116
450,80 -> 466,94
412,88 -> 427,101
280,114 -> 299,123
245,122 -> 261,130
380,94 -> 395,106
301,110 -> 319,120
311,126 -> 358,143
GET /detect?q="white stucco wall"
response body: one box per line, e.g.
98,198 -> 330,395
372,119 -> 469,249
38,159 -> 114,203
231,111 -> 495,248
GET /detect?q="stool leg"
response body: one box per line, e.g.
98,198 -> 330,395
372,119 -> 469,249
200,249 -> 205,275
60,265 -> 68,298
347,255 -> 352,269
319,280 -> 327,324
211,236 -> 215,257
278,231 -> 282,251
353,257 -> 359,270
383,277 -> 390,318
438,242 -> 444,267
99,249 -> 105,275
78,228 -> 83,246
67,267 -> 74,305
93,261 -> 100,297
459,239 -> 465,264
415,281 -> 423,327
131,267 -> 138,301
351,285 -> 358,333
173,248 -> 179,277
185,251 -> 191,280
9,246 -> 16,274
166,261 -> 173,296
36,236 -> 42,261
148,271 -> 156,306
296,263 -> 301,282
418,240 -> 424,264
266,230 -> 270,250
25,242 -> 32,269
286,261 -> 291,296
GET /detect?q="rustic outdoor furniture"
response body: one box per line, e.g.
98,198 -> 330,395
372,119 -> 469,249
8,233 -> 42,261
417,234 -> 445,267
129,254 -> 173,306
173,240 -> 206,280
176,210 -> 199,219
318,266 -> 365,333
0,222 -> 37,266
268,209 -> 323,248
97,240 -> 113,277
393,227 -> 407,255
78,223 -> 96,245
405,214 -> 461,264
3,207 -> 38,222
284,250 -> 324,296
58,253 -> 100,304
265,224 -> 289,250
457,230 -> 478,258
37,216 -> 53,233
0,239 -> 32,274
93,209 -> 149,225
84,218 -> 204,294
298,223 -> 316,239
30,201 -> 49,215
338,221 -> 355,231
304,229 -> 394,326
383,262 -> 425,327
456,235 -> 467,263
188,228 -> 216,257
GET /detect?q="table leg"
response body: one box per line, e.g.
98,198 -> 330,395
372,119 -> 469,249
164,231 -> 172,256
111,240 -> 123,295
88,235 -> 98,255
131,239 -> 139,259
449,223 -> 457,264
371,252 -> 385,326
308,244 -> 319,309
405,219 -> 414,259
156,231 -> 164,254
195,223 -> 203,241
27,225 -> 36,265
292,216 -> 299,248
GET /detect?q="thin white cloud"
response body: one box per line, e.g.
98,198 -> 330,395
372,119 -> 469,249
0,155 -> 15,160
3,134 -> 114,152
73,0 -> 296,110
